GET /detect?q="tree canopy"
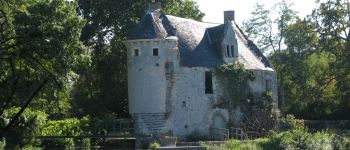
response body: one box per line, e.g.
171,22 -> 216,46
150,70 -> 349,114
243,0 -> 350,119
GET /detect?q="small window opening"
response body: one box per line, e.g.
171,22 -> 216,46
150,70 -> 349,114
226,45 -> 230,57
266,79 -> 272,92
205,71 -> 213,94
134,49 -> 139,56
231,45 -> 234,57
153,48 -> 159,56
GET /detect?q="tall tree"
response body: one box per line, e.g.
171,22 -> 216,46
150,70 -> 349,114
310,0 -> 350,118
243,1 -> 298,109
243,0 -> 350,119
242,3 -> 272,53
0,0 -> 86,137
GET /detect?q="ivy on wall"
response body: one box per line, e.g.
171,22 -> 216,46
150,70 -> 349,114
215,63 -> 255,108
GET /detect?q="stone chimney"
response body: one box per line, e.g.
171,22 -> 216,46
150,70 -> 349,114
224,10 -> 235,23
151,1 -> 162,12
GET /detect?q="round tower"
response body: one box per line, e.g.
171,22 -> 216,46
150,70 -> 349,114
124,37 -> 178,136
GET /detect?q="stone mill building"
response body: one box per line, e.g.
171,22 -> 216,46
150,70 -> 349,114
123,2 -> 278,143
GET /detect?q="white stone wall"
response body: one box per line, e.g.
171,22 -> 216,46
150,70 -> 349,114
248,70 -> 278,106
125,38 -> 178,114
171,67 -> 213,139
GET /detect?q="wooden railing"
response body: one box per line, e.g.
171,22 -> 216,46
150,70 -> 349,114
210,127 -> 229,141
230,127 -> 246,140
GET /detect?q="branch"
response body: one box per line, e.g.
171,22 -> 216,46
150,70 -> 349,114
0,75 -> 19,116
268,24 -> 277,52
0,77 -> 49,138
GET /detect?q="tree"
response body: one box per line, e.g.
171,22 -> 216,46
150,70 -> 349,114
243,0 -> 350,119
243,1 -> 298,110
309,0 -> 350,119
162,0 -> 205,21
242,3 -> 272,53
0,0 -> 86,138
72,0 -> 205,118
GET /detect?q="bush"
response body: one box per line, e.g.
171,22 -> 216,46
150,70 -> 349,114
1,108 -> 48,149
149,142 -> 160,150
279,114 -> 305,131
39,117 -> 90,149
204,140 -> 264,150
204,129 -> 350,150
332,135 -> 350,150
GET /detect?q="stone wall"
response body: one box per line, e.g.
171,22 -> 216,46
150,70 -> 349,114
171,67 -> 213,139
248,70 -> 278,106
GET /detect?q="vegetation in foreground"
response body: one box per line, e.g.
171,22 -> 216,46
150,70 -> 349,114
204,130 -> 350,150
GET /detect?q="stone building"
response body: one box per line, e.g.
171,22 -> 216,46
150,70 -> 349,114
123,2 -> 278,143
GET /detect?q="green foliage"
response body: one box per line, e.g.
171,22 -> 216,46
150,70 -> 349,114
86,114 -> 115,135
0,0 -> 87,142
39,117 -> 89,149
243,0 -> 350,120
204,129 -> 350,150
242,3 -> 272,53
149,142 -> 160,150
0,108 -> 47,149
162,0 -> 205,21
204,140 -> 263,150
216,63 -> 255,107
279,114 -> 305,131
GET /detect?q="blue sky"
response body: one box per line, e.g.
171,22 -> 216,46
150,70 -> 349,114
193,0 -> 320,26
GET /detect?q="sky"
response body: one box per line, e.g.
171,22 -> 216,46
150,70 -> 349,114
193,0 -> 320,26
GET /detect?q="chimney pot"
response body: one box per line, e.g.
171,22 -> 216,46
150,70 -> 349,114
224,10 -> 235,23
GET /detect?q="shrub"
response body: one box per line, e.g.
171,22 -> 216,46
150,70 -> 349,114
39,117 -> 90,149
149,142 -> 160,150
1,108 -> 48,149
279,114 -> 305,131
204,140 -> 263,150
332,135 -> 350,150
204,129 -> 348,150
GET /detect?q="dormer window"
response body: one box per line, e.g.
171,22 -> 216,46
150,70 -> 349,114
153,48 -> 159,56
134,49 -> 139,56
231,45 -> 234,57
226,45 -> 230,57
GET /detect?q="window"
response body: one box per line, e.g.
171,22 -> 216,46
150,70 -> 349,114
153,48 -> 159,56
205,71 -> 213,94
226,45 -> 230,57
231,45 -> 234,57
266,79 -> 272,92
134,49 -> 139,56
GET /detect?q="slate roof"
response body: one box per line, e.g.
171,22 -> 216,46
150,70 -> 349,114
128,11 -> 273,71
